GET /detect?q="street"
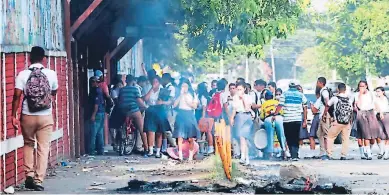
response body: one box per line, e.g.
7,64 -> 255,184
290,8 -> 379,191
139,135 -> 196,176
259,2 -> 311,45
12,140 -> 389,194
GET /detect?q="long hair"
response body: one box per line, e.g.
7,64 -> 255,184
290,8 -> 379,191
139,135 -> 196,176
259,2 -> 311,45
355,80 -> 369,92
375,86 -> 387,97
197,82 -> 210,102
178,77 -> 194,96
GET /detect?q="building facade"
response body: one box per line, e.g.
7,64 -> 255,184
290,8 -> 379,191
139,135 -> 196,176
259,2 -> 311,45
0,0 -> 71,190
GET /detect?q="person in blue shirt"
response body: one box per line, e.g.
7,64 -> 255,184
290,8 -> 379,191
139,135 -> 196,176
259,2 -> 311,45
88,76 -> 106,155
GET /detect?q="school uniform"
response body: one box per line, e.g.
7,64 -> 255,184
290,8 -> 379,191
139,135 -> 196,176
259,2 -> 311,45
173,93 -> 201,139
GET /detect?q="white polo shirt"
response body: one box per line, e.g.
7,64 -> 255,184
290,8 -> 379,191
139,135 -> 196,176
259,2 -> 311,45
15,63 -> 58,116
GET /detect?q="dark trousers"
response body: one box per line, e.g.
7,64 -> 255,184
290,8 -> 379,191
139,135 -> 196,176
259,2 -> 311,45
284,121 -> 302,158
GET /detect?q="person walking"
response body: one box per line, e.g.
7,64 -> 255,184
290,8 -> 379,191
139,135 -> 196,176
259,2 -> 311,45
326,83 -> 353,160
375,87 -> 389,160
230,82 -> 254,165
12,46 -> 58,191
173,78 -> 201,161
274,81 -> 308,161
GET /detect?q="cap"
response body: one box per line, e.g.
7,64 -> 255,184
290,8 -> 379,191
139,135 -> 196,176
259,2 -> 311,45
94,70 -> 103,78
289,80 -> 299,88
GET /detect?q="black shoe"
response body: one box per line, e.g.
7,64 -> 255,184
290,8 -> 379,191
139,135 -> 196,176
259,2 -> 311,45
378,154 -> 384,159
25,176 -> 35,189
367,157 -> 373,160
340,157 -> 346,160
34,183 -> 44,191
321,155 -> 330,160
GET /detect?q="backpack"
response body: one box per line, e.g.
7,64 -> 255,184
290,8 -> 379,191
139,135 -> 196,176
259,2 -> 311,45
25,67 -> 52,112
206,92 -> 223,118
321,88 -> 334,117
335,96 -> 353,124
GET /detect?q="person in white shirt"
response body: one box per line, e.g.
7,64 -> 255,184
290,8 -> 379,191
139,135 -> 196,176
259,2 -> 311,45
230,82 -> 254,165
326,83 -> 354,160
316,77 -> 331,160
307,88 -> 323,155
143,76 -> 172,158
12,46 -> 58,191
374,86 -> 389,160
354,80 -> 384,160
173,78 -> 200,161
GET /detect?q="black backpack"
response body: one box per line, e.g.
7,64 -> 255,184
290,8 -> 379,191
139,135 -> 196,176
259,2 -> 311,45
335,96 -> 353,124
321,88 -> 334,117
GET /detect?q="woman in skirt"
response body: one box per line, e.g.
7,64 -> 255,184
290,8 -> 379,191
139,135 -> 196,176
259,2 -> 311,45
173,78 -> 201,161
230,82 -> 254,165
143,76 -> 171,158
375,87 -> 389,159
355,81 -> 384,160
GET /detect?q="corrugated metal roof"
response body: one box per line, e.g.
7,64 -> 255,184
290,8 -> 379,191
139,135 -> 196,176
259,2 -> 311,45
0,0 -> 65,53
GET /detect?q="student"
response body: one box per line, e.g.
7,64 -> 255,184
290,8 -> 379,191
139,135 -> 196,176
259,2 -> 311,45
354,80 -> 384,160
230,82 -> 254,165
375,87 -> 389,160
195,82 -> 213,154
173,78 -> 201,161
274,81 -> 307,161
326,83 -> 353,160
260,90 -> 286,159
308,88 -> 323,155
118,75 -> 149,156
12,46 -> 58,191
143,76 -> 171,158
316,77 -> 331,160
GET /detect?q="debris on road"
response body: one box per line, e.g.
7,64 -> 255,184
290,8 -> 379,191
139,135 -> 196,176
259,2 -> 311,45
91,182 -> 106,186
3,186 -> 15,194
87,186 -> 106,190
82,167 -> 94,172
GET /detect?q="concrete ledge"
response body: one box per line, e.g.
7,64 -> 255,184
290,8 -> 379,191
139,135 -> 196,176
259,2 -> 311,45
0,128 -> 64,155
0,45 -> 66,57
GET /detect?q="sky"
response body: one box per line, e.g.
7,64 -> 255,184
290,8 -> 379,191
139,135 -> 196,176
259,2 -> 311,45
310,0 -> 329,13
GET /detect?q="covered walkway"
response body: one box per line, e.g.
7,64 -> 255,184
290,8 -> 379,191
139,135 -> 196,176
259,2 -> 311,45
0,0 -> 174,190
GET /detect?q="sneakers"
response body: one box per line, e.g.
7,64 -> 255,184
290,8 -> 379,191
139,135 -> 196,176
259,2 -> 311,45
340,156 -> 346,160
207,147 -> 215,155
292,158 -> 299,161
321,155 -> 330,160
25,176 -> 35,190
24,176 -> 44,191
285,151 -> 291,158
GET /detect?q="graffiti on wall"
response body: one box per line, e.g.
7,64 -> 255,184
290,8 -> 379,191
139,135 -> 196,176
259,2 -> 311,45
0,0 -> 65,52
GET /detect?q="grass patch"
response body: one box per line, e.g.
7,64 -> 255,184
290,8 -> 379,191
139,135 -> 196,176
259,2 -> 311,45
207,155 -> 243,181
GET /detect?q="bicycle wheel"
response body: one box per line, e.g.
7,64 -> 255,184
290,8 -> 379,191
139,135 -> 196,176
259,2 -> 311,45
123,129 -> 137,155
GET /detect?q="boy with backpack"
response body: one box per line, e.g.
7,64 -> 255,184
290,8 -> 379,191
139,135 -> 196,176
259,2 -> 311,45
12,46 -> 58,191
325,83 -> 353,160
316,77 -> 332,160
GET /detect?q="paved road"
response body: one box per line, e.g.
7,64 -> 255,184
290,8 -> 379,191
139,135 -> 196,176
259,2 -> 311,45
13,141 -> 389,194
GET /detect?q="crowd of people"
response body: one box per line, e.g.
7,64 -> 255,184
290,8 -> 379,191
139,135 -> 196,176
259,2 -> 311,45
87,66 -> 389,165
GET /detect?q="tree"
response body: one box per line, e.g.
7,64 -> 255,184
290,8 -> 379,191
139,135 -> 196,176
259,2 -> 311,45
296,46 -> 332,84
144,0 -> 309,73
318,0 -> 389,85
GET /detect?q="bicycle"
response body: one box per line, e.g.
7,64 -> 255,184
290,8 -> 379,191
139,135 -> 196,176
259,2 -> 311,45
117,117 -> 138,156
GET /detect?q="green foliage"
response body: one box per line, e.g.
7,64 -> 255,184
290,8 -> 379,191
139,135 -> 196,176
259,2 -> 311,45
296,46 -> 332,84
179,0 -> 309,57
318,0 -> 389,85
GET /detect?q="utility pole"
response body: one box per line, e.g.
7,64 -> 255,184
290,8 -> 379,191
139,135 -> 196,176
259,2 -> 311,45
270,40 -> 276,81
245,57 -> 249,82
220,58 -> 224,78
